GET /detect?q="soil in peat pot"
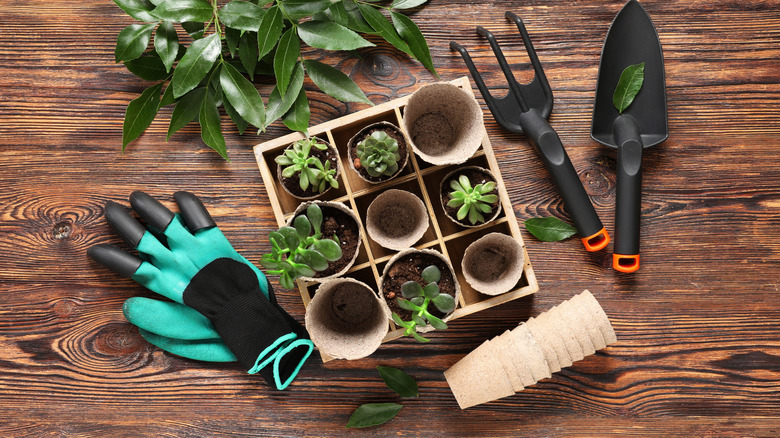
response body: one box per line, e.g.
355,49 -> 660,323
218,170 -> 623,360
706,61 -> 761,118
279,140 -> 340,198
350,126 -> 408,182
441,168 -> 500,226
382,253 -> 456,320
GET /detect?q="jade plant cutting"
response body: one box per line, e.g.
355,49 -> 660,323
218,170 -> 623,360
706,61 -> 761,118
392,265 -> 456,343
447,174 -> 499,225
113,0 -> 437,160
275,137 -> 338,194
259,203 -> 342,289
355,131 -> 401,178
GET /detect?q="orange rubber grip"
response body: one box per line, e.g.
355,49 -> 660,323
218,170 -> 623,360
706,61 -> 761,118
613,254 -> 640,273
581,227 -> 610,252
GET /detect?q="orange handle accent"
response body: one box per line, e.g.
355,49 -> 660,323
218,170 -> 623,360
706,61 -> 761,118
613,254 -> 640,273
581,227 -> 610,252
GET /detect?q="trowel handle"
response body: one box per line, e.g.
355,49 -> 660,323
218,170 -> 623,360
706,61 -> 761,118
519,109 -> 610,251
613,115 -> 644,272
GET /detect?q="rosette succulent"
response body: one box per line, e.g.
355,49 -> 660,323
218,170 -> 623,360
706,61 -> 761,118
448,175 -> 499,225
356,131 -> 401,178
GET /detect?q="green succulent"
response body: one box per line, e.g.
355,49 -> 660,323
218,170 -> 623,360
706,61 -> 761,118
447,174 -> 499,225
356,130 -> 401,178
260,203 -> 343,290
391,265 -> 456,343
275,138 -> 339,193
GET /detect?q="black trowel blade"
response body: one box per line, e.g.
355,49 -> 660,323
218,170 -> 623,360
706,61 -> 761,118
591,0 -> 668,148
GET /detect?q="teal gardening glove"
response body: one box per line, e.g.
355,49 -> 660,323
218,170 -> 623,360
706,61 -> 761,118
88,191 -> 313,390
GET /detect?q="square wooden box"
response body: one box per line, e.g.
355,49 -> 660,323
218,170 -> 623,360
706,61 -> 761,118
254,77 -> 539,359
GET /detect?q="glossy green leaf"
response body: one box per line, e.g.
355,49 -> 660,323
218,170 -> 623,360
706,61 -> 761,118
346,403 -> 402,429
159,83 -> 175,107
311,238 -> 342,261
154,21 -> 179,72
181,21 -> 205,39
401,281 -> 422,298
431,293 -> 455,313
613,62 -> 645,113
304,60 -> 371,104
171,33 -> 221,98
167,86 -> 207,140
357,4 -> 412,57
225,26 -> 240,57
199,87 -> 228,160
293,215 -> 312,240
425,313 -> 447,330
151,0 -> 213,22
282,87 -> 310,132
219,61 -> 265,129
391,12 -> 437,76
396,298 -> 417,311
421,265 -> 440,283
410,330 -> 430,343
423,282 -> 439,299
219,1 -> 265,32
278,227 -> 301,252
223,98 -> 249,135
124,51 -> 169,81
274,28 -> 300,96
377,366 -> 418,398
295,249 -> 328,272
391,0 -> 428,9
115,23 -> 156,62
524,217 -> 577,242
239,31 -> 259,79
122,82 -> 163,150
307,203 -> 323,234
282,0 -> 332,20
329,1 -> 374,34
257,5 -> 283,60
265,62 -> 304,128
297,21 -> 375,51
113,0 -> 156,22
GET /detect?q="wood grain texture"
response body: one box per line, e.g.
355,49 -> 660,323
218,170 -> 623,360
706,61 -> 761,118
0,0 -> 778,436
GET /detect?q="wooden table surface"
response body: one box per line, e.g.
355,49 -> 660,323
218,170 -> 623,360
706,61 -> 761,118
1,0 -> 778,436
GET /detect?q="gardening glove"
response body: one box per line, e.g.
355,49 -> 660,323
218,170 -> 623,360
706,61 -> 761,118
87,191 -> 313,390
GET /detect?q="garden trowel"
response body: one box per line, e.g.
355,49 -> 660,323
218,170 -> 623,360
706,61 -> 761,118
591,0 -> 668,273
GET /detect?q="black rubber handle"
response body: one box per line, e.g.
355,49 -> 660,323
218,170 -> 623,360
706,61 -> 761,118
612,114 -> 644,272
519,109 -> 609,251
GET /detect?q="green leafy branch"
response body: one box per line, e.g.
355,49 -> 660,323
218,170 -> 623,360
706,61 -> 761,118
114,0 -> 437,160
259,203 -> 342,289
447,174 -> 498,225
391,265 -> 456,343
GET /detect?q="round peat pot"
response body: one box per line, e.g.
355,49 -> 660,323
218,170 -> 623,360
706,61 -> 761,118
366,189 -> 429,251
347,121 -> 410,184
401,82 -> 485,166
379,248 -> 461,333
276,137 -> 341,200
305,278 -> 390,360
286,201 -> 362,282
461,232 -> 525,296
440,166 -> 502,228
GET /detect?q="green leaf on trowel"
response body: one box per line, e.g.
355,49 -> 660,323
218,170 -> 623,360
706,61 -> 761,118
346,403 -> 403,429
377,366 -> 419,398
613,62 -> 645,114
524,217 -> 577,242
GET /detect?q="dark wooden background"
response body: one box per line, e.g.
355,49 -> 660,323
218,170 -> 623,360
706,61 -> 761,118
1,0 -> 778,436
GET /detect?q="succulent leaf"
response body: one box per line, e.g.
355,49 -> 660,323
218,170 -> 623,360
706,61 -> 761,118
355,129 -> 401,177
401,281 -> 423,298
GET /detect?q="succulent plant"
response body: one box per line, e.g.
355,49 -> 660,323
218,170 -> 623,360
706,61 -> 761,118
260,203 -> 342,289
356,131 -> 401,178
275,138 -> 339,193
447,174 -> 499,225
391,265 -> 456,343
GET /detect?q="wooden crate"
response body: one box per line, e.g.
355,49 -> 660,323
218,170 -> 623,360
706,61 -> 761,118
254,77 -> 539,358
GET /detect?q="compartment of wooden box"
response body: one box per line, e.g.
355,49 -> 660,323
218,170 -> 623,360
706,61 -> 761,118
254,77 -> 539,360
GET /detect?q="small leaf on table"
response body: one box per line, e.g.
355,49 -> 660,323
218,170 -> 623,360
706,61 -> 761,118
613,62 -> 645,114
376,366 -> 419,398
115,23 -> 156,62
346,403 -> 402,429
122,82 -> 163,150
303,59 -> 372,104
524,217 -> 577,242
